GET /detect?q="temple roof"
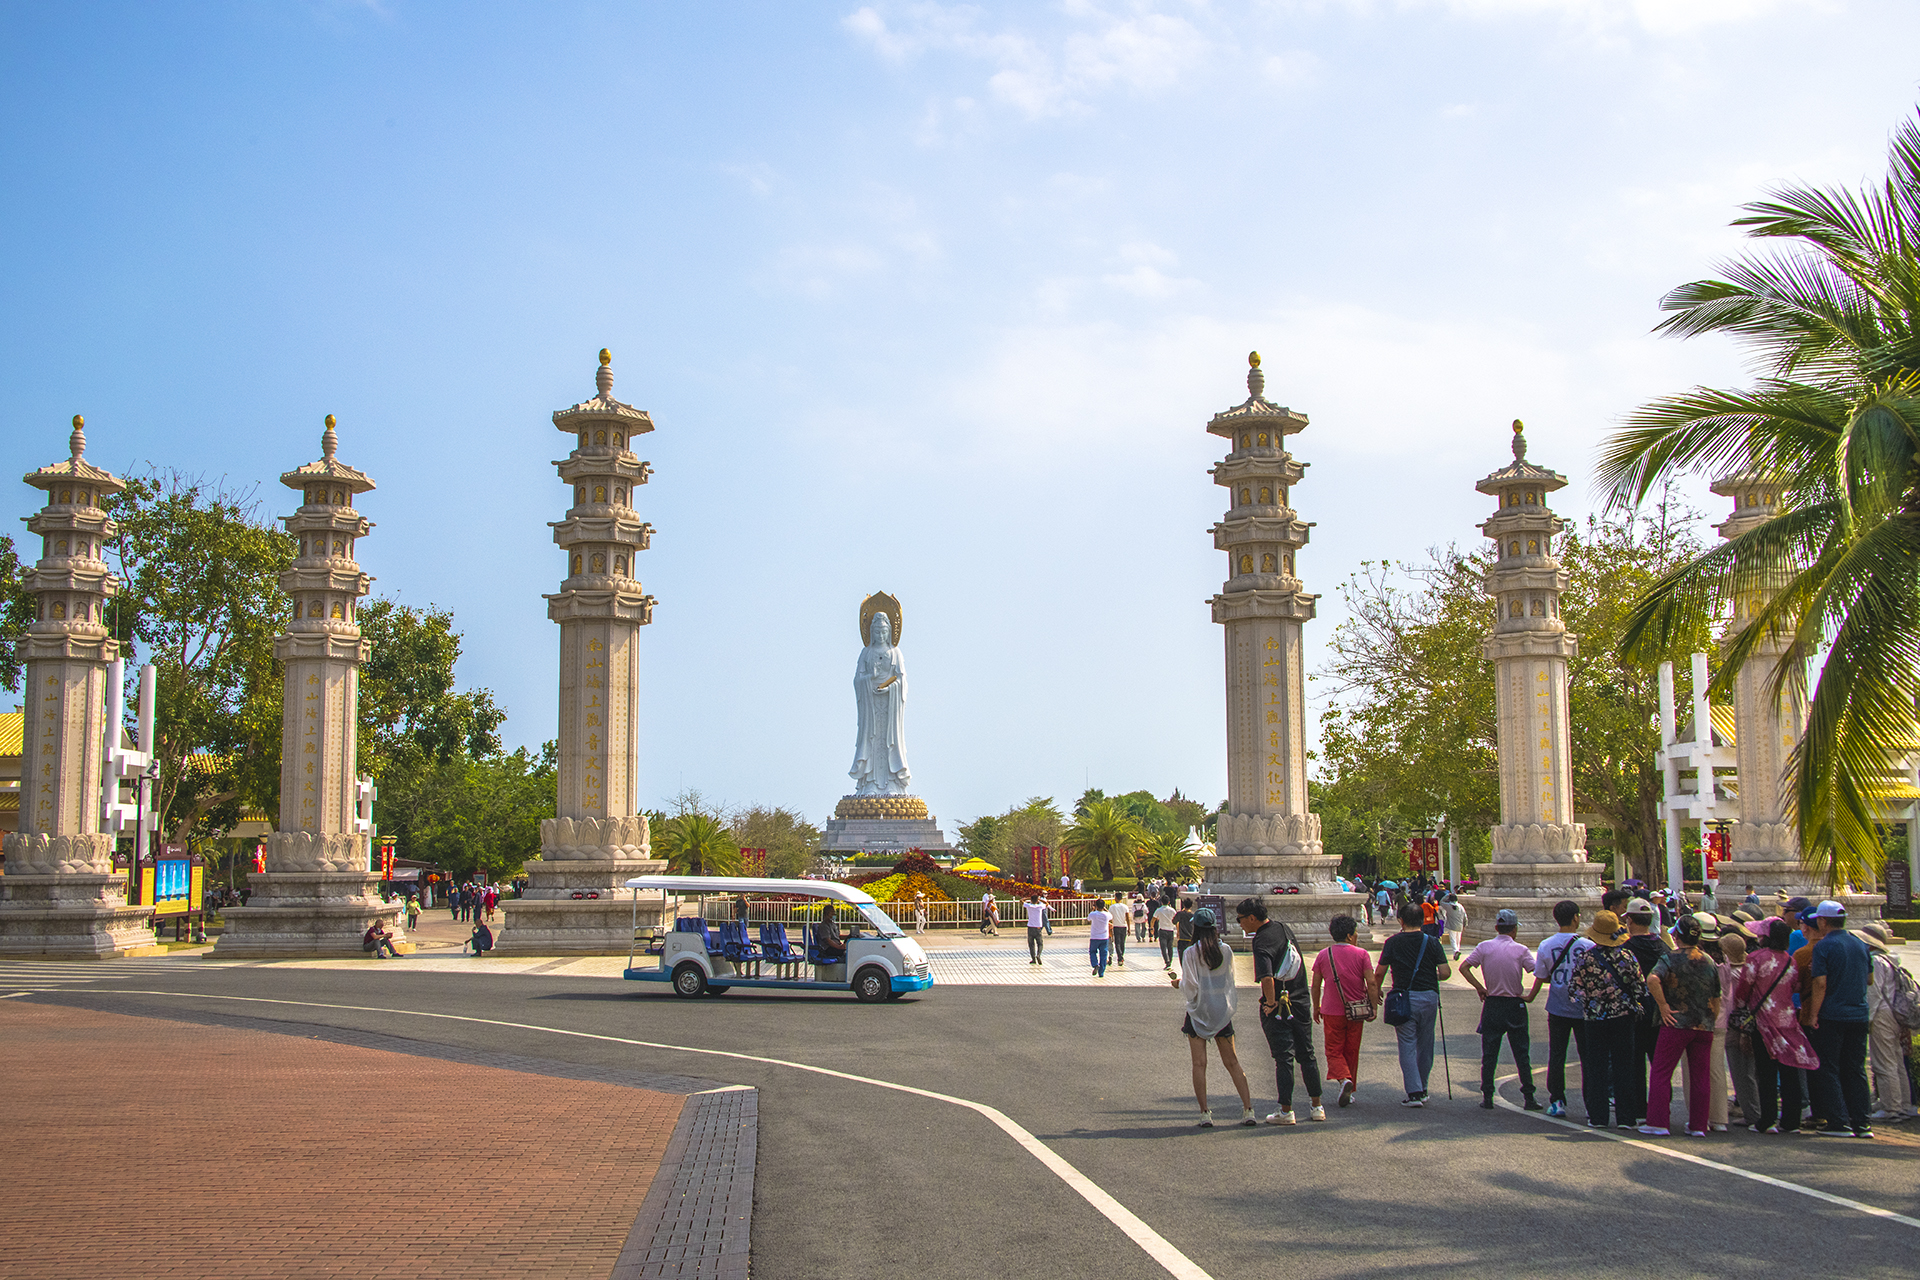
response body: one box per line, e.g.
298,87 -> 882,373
1475,420 -> 1567,495
280,416 -> 375,494
553,350 -> 656,433
23,417 -> 125,494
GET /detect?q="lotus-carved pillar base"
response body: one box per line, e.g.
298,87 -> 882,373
212,829 -> 402,957
1464,821 -> 1603,947
495,814 -> 671,955
1201,811 -> 1362,947
0,833 -> 162,957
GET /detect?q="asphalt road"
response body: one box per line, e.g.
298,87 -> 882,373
33,965 -> 1920,1280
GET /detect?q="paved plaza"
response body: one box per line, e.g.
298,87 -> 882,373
1,938 -> 1916,1280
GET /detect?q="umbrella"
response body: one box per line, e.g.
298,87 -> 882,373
952,858 -> 1001,874
1377,880 -> 1399,889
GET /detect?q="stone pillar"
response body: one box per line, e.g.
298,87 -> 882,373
1710,472 -> 1879,916
0,418 -> 160,957
1464,422 -> 1601,946
214,417 -> 400,956
1200,353 -> 1358,946
499,350 -> 668,954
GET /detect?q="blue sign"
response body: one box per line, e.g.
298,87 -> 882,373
156,858 -> 191,901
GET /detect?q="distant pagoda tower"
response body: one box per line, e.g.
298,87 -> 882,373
216,415 -> 400,956
1465,420 -> 1601,945
499,349 -> 669,954
1200,353 -> 1357,944
0,416 -> 158,956
1709,468 -> 1833,903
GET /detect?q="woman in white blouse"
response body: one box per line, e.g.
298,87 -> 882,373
1172,908 -> 1255,1127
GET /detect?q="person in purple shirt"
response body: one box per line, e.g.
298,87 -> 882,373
1461,908 -> 1542,1110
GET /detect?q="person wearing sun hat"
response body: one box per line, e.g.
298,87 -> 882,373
1567,910 -> 1645,1128
1857,922 -> 1916,1122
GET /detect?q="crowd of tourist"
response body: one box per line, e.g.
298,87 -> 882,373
1173,888 -> 1919,1139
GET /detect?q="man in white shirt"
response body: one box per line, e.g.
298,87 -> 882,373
1024,895 -> 1048,964
1132,896 -> 1148,943
1153,901 -> 1179,970
979,890 -> 998,936
1088,899 -> 1113,977
1527,899 -> 1593,1119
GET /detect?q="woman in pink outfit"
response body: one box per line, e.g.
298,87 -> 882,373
1738,918 -> 1819,1132
1309,914 -> 1376,1108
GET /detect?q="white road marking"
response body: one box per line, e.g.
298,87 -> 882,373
53,990 -> 1216,1280
1491,1079 -> 1920,1230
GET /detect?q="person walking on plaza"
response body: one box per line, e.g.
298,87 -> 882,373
1369,903 -> 1451,1108
1640,914 -> 1722,1136
1461,908 -> 1543,1110
913,891 -> 928,935
1234,899 -> 1323,1123
1174,908 -> 1256,1127
1567,911 -> 1642,1128
1174,898 -> 1196,962
979,889 -> 998,936
1108,897 -> 1127,968
1717,928 -> 1761,1129
1153,898 -> 1178,970
1442,894 -> 1467,962
1309,912 -> 1374,1109
1860,922 -> 1916,1122
1025,894 -> 1048,964
1532,899 -> 1592,1118
1133,895 -> 1148,944
404,894 -> 420,931
1088,899 -> 1113,978
1740,919 -> 1817,1132
1802,901 -> 1876,1138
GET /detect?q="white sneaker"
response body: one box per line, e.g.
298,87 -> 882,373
1264,1109 -> 1297,1125
1240,1108 -> 1257,1127
1309,1104 -> 1327,1122
1636,1124 -> 1671,1136
1196,1111 -> 1214,1128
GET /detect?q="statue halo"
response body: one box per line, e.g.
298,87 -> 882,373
859,591 -> 903,647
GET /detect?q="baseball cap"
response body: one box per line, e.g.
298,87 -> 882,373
1624,897 -> 1654,917
1495,909 -> 1519,929
1783,896 -> 1813,917
1812,900 -> 1847,919
1192,907 -> 1216,928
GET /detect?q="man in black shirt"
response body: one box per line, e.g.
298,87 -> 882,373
1617,897 -> 1666,1128
1173,900 -> 1195,960
1236,898 -> 1323,1124
1368,902 -> 1454,1106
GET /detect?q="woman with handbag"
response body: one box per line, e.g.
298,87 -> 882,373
1311,913 -> 1376,1108
1739,918 -> 1819,1132
1368,902 -> 1452,1107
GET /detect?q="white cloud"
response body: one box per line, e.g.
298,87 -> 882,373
843,2 -> 1208,118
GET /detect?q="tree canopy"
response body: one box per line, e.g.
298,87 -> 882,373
1595,107 -> 1920,891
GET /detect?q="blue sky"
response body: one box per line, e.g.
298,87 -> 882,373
4,1 -> 1916,833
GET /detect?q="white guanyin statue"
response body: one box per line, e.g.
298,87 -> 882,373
850,605 -> 911,796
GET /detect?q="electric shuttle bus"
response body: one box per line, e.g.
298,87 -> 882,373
622,875 -> 934,1001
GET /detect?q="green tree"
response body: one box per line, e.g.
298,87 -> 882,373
0,535 -> 35,693
955,812 -> 1001,860
656,810 -> 742,876
1139,827 -> 1199,883
1061,797 -> 1147,881
107,472 -> 291,843
385,744 -> 555,881
1595,108 -> 1920,891
730,805 -> 822,878
358,599 -> 505,780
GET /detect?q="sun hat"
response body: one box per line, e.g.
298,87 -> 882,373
1858,922 -> 1892,954
1812,899 -> 1847,919
1587,910 -> 1628,947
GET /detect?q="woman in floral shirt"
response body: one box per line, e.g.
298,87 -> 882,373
1736,918 -> 1818,1132
1568,910 -> 1646,1129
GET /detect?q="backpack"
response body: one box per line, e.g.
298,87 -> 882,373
1884,954 -> 1920,1031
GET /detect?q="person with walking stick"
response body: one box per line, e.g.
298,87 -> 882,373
1370,902 -> 1452,1107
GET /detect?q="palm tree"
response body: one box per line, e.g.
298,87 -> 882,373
1140,828 -> 1200,883
1061,797 -> 1147,882
655,811 -> 742,876
1595,108 -> 1920,891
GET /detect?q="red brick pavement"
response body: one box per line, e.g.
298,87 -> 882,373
0,1001 -> 686,1279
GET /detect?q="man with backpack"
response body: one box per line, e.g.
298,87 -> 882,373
1530,899 -> 1592,1118
1860,922 -> 1917,1122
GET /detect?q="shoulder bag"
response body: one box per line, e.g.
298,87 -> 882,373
1326,946 -> 1374,1021
1383,935 -> 1430,1027
1728,954 -> 1789,1052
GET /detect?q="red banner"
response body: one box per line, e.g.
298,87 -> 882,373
1704,830 -> 1728,880
1407,837 -> 1440,873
